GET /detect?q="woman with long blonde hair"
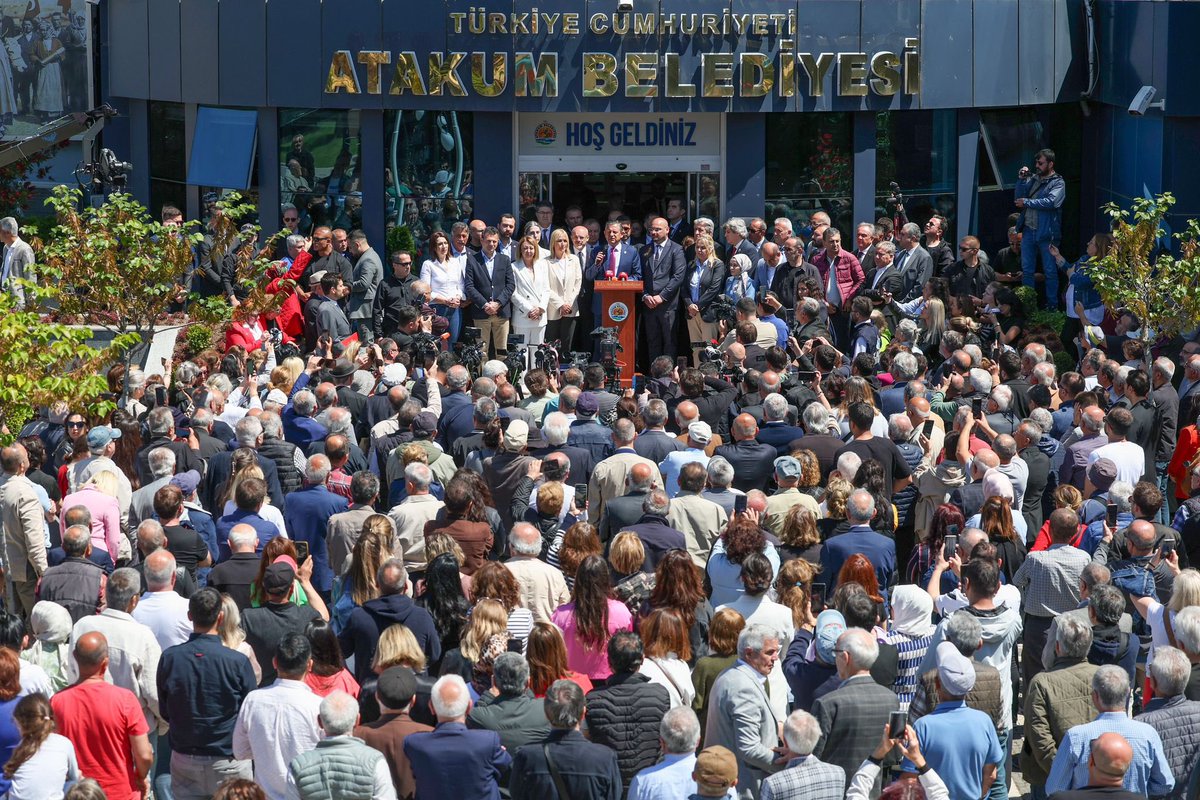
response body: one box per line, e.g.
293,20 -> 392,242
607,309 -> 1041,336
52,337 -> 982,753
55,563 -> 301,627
59,470 -> 122,559
218,594 -> 262,684
511,234 -> 551,362
331,515 -> 395,633
685,233 -> 728,365
830,376 -> 887,437
220,462 -> 286,539
545,227 -> 581,349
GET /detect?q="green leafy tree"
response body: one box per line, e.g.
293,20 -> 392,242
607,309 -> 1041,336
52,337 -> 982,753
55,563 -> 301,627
1089,192 -> 1200,368
0,286 -> 134,438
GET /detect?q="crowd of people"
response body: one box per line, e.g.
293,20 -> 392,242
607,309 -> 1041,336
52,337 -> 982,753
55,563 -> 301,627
2,144 -> 1198,800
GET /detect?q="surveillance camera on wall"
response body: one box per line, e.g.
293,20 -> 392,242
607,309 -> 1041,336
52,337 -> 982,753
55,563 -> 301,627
1128,85 -> 1165,116
617,0 -> 633,11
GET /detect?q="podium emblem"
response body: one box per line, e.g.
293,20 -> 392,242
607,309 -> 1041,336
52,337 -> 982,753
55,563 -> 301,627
608,302 -> 629,323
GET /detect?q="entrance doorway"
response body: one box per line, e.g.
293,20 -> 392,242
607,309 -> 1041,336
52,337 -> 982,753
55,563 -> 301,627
517,171 -> 721,238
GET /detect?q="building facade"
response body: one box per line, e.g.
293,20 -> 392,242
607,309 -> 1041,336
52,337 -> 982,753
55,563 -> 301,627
100,0 -> 1200,257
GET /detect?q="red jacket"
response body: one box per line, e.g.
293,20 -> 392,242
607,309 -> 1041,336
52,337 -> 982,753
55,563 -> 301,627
811,249 -> 865,307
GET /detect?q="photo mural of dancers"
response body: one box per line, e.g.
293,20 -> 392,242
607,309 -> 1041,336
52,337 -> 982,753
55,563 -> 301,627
0,0 -> 91,139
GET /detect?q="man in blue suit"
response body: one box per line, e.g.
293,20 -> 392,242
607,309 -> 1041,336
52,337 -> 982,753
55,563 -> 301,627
640,217 -> 688,360
820,488 -> 897,592
464,226 -> 515,359
282,453 -> 349,596
590,220 -> 642,322
404,674 -> 512,800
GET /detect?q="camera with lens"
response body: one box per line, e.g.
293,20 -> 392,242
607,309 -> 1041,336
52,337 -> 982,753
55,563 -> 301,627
591,326 -> 622,367
455,326 -> 485,374
411,332 -> 440,364
709,295 -> 737,326
504,333 -> 528,376
886,180 -> 906,210
566,351 -> 591,371
694,344 -> 723,365
532,341 -> 560,373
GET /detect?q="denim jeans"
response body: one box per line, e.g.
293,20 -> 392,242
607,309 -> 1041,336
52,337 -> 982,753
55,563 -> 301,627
1022,237 -> 1059,309
988,727 -> 1011,799
1155,460 -> 1171,525
434,303 -> 462,344
169,752 -> 253,800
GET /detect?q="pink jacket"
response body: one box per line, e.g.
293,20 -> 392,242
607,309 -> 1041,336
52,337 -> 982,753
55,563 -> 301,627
60,485 -> 122,558
551,598 -> 634,681
811,249 -> 865,307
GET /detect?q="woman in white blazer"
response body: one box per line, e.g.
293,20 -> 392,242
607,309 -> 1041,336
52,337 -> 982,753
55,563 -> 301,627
544,228 -> 582,351
511,234 -> 550,363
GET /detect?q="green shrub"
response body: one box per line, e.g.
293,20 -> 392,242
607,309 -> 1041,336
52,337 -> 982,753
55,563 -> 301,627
183,323 -> 213,355
387,225 -> 415,258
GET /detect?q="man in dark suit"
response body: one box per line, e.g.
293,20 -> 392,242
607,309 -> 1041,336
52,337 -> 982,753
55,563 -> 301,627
639,218 -> 687,360
811,628 -> 901,793
571,224 -> 597,352
714,413 -> 777,492
464,227 -> 515,359
614,491 -> 687,572
590,220 -> 643,323
666,198 -> 692,244
723,218 -> 758,267
893,223 -> 935,303
859,241 -> 904,329
200,417 -> 285,512
756,395 -> 806,457
404,674 -> 512,800
685,218 -> 726,263
853,221 -> 877,269
819,489 -> 897,590
598,463 -> 654,543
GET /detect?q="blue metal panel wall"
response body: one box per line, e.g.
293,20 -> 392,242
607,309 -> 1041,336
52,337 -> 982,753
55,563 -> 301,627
1017,0 -> 1055,105
921,0 -> 973,108
862,0 -> 920,112
360,110 -> 386,247
472,112 -> 515,221
796,0 -> 861,113
956,109 -> 980,236
852,112 -> 876,227
179,0 -> 219,106
126,99 -> 151,203
972,0 -> 1018,107
378,0 -> 447,112
219,1 -> 268,107
257,108 -> 280,229
322,0 -> 382,110
267,0 -> 323,109
657,0 -> 737,115
108,0 -> 149,99
724,114 -> 764,218
147,0 -> 181,102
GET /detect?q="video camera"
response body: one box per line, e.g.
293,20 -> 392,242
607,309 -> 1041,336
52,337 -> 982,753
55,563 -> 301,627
886,180 -> 906,211
455,326 -> 485,374
532,341 -> 561,373
591,327 -> 624,393
565,351 -> 592,372
708,295 -> 737,326
411,332 -> 441,365
692,342 -> 723,366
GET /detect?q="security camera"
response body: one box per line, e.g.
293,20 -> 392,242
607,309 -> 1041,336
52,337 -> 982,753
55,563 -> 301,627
617,0 -> 633,11
1129,85 -> 1165,116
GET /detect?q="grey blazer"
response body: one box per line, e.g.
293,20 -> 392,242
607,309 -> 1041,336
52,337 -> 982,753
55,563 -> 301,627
347,246 -> 384,320
3,238 -> 35,308
704,662 -> 781,800
894,245 -> 933,303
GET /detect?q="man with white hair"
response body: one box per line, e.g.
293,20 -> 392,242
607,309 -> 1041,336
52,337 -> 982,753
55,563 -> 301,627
791,402 -> 841,480
705,624 -> 785,798
893,222 -> 934,303
628,707 -> 715,800
132,549 -> 192,651
881,352 -> 920,417
700,456 -> 744,516
129,447 -> 176,531
1046,665 -> 1173,796
201,415 -> 286,510
811,629 -> 900,793
283,454 -> 350,595
1135,644 -> 1200,788
723,217 -> 757,266
387,462 -> 443,573
208,523 -> 262,609
532,410 -> 595,483
819,489 -> 896,593
505,522 -> 569,622
0,215 -> 35,308
287,691 -> 396,800
758,710 -> 845,799
404,674 -> 511,799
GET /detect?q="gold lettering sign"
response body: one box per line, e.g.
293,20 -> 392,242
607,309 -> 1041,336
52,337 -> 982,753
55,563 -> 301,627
323,7 -> 923,101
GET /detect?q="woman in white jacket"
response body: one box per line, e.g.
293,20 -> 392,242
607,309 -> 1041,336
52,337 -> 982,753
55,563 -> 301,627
512,234 -> 550,363
544,228 -> 582,350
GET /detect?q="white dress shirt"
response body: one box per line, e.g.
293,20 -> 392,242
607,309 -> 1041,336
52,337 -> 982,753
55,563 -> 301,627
132,590 -> 193,651
234,679 -> 323,800
419,258 -> 465,302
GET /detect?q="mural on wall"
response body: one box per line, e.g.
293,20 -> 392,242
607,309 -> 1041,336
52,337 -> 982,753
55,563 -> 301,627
0,0 -> 90,139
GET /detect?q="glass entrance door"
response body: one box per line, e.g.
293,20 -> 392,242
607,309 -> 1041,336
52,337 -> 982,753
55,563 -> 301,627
517,170 -> 720,235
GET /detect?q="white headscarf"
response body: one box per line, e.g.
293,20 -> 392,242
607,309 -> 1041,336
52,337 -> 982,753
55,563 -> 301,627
888,584 -> 935,639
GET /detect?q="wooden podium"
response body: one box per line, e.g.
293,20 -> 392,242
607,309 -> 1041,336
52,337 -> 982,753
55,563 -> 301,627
594,279 -> 643,387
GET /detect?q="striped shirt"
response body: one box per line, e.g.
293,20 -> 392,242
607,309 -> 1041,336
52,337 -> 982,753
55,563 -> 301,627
882,630 -> 934,712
